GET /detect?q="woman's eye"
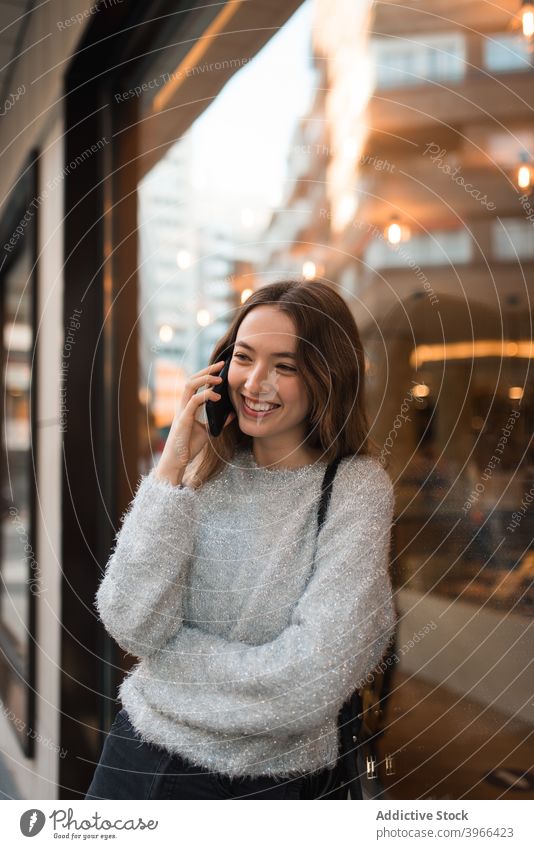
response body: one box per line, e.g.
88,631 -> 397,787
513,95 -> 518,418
233,353 -> 296,372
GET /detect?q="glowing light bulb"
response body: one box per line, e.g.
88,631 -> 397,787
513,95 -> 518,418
518,164 -> 532,190
196,309 -> 211,327
241,288 -> 253,304
302,261 -> 316,280
159,324 -> 173,343
522,5 -> 534,37
412,383 -> 430,399
386,222 -> 402,245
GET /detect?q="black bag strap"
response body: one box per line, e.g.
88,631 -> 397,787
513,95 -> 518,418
313,456 -> 364,800
302,456 -> 342,594
317,457 -> 343,534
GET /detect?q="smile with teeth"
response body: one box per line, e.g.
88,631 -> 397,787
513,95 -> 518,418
241,395 -> 281,413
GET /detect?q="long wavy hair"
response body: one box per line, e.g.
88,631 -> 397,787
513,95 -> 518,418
183,278 -> 379,488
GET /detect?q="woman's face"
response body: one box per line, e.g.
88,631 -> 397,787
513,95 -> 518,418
227,305 -> 312,444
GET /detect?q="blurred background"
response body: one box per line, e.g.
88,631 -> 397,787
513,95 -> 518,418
0,0 -> 533,799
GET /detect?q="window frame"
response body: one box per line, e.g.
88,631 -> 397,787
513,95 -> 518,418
0,148 -> 39,757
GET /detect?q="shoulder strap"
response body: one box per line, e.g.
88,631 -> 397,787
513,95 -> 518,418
304,457 -> 343,591
314,455 -> 366,799
316,456 -> 343,534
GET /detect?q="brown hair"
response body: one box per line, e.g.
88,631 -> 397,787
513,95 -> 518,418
183,278 -> 379,488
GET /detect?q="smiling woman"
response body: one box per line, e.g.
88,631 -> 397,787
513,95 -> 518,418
89,276 -> 395,800
226,304 -> 321,469
184,278 -> 374,485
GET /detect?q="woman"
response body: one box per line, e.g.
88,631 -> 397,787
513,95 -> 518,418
85,278 -> 397,800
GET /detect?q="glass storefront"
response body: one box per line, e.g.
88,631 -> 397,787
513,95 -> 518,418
1,248 -> 33,657
113,0 -> 534,798
0,151 -> 37,756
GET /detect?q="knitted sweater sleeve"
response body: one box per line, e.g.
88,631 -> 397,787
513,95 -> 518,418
94,469 -> 198,658
142,462 -> 397,736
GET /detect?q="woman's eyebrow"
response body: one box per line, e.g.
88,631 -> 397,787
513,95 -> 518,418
234,341 -> 297,359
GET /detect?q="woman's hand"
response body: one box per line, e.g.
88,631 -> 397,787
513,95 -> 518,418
154,360 -> 235,485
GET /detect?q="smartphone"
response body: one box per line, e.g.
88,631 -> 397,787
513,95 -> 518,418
204,349 -> 235,437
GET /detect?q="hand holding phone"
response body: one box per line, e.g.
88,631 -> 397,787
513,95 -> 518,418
154,358 -> 236,484
205,350 -> 236,437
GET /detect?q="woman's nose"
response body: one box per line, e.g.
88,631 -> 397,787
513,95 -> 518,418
244,366 -> 277,395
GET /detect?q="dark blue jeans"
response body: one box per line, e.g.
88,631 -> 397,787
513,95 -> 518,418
85,708 -> 335,800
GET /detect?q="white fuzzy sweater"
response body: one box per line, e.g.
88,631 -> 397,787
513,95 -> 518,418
95,445 -> 397,779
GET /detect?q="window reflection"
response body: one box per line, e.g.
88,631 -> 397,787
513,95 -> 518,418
1,248 -> 33,655
128,0 -> 534,798
136,0 -> 318,473
372,33 -> 466,88
484,34 -> 532,73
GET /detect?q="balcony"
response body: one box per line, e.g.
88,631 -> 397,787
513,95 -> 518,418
367,71 -> 534,133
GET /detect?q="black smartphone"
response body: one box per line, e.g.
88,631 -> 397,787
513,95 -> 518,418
205,349 -> 235,437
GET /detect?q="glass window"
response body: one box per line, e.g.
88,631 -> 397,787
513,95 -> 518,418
493,218 -> 534,260
372,33 -> 466,88
1,248 -> 33,648
112,0 -> 534,800
364,229 -> 472,268
484,34 -> 532,73
0,149 -> 37,757
133,0 -> 319,472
